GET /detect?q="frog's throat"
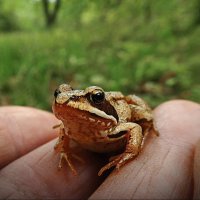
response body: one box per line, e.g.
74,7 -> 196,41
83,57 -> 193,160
68,101 -> 117,125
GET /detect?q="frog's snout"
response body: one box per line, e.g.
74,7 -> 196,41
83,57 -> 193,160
54,89 -> 71,104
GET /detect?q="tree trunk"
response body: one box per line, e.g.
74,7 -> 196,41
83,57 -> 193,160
194,0 -> 200,26
143,1 -> 152,22
42,0 -> 61,27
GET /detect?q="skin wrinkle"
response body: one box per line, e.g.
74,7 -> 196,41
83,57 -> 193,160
129,145 -> 156,197
0,144 -> 55,197
70,170 -> 98,199
0,145 -> 58,199
152,144 -> 192,198
171,162 -> 183,198
170,179 -> 180,199
15,113 -> 41,151
19,166 -> 45,198
176,150 -> 193,198
154,144 -> 171,174
24,161 -> 54,198
0,171 -> 19,199
6,113 -> 25,156
0,115 -> 20,166
114,148 -> 155,198
3,139 -> 104,199
1,114 -> 20,166
130,162 -> 149,198
193,140 -> 200,199
25,143 -> 66,197
168,150 -> 188,199
154,107 -> 196,149
160,136 -> 194,149
153,110 -> 193,150
124,164 -> 146,198
91,158 -> 142,199
175,152 -> 193,199
3,192 -> 16,200
32,145 -> 52,166
165,145 -> 192,198
12,166 -> 43,199
0,107 -> 58,168
105,136 -> 155,198
179,150 -> 193,197
132,143 -> 171,198
0,171 -> 24,199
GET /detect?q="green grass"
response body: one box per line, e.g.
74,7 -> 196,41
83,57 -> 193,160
0,0 -> 200,110
0,28 -> 199,110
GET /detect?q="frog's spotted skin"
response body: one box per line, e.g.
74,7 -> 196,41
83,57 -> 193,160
52,84 -> 159,176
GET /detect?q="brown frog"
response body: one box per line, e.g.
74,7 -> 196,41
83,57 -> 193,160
52,84 -> 158,176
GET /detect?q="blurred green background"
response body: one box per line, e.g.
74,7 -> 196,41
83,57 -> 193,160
0,0 -> 199,110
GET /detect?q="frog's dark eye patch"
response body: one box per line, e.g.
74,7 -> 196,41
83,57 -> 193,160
87,92 -> 119,122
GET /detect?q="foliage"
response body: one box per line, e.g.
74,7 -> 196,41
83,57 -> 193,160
0,0 -> 199,110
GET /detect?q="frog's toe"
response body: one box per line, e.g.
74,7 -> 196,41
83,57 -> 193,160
115,152 -> 135,170
98,152 -> 137,176
98,155 -> 122,176
58,152 -> 77,175
98,160 -> 117,176
54,140 -> 60,150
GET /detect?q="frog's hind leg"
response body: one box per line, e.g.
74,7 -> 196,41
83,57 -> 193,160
126,95 -> 159,136
54,123 -> 83,175
98,123 -> 143,176
126,94 -> 153,121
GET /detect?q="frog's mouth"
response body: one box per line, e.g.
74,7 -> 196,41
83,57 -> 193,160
65,100 -> 118,126
53,102 -> 117,128
87,107 -> 117,124
108,131 -> 127,138
80,110 -> 117,128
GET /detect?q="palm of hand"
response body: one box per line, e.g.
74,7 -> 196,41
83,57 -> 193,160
0,100 -> 200,199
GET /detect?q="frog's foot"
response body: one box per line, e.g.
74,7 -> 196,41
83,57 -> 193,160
152,126 -> 159,136
58,152 -> 77,175
54,139 -> 61,150
58,151 -> 84,175
53,123 -> 62,129
98,151 -> 138,176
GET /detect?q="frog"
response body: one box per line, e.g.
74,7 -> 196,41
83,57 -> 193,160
52,84 -> 159,176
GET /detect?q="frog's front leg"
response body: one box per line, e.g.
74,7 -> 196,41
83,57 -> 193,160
98,123 -> 143,176
54,123 -> 83,175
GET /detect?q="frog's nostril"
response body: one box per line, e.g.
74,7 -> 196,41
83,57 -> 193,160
54,89 -> 61,98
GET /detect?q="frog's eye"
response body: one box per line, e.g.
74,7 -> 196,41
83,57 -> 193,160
90,90 -> 105,104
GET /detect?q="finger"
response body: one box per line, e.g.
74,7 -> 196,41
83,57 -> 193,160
194,139 -> 200,199
0,139 -> 106,199
0,106 -> 59,168
90,100 -> 200,199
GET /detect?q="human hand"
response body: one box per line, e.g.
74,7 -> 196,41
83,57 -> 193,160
0,106 -> 105,199
0,100 -> 200,199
